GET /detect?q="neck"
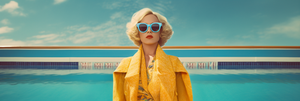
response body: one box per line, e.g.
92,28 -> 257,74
142,43 -> 158,57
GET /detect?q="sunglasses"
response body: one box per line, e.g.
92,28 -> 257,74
136,22 -> 162,33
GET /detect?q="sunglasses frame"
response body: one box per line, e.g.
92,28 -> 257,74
136,22 -> 162,33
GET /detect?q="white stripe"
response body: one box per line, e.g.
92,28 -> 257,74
0,57 -> 71,62
0,69 -> 115,75
178,57 -> 300,62
69,57 -> 124,62
0,57 -> 300,62
186,69 -> 300,75
0,69 -> 299,75
0,57 -> 124,62
0,49 -> 139,50
1,49 -> 299,50
163,48 -> 300,50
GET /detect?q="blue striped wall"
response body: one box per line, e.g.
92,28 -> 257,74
1,62 -> 300,70
1,49 -> 300,70
1,49 -> 300,57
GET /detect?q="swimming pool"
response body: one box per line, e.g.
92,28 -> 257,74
1,46 -> 299,101
1,69 -> 300,101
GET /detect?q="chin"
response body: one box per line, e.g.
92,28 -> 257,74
142,41 -> 159,45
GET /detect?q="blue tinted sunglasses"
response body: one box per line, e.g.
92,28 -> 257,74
136,22 -> 162,33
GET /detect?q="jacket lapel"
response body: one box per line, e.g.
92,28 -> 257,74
148,44 -> 176,101
123,45 -> 143,101
115,44 -> 178,101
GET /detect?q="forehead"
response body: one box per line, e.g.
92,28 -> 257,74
140,14 -> 159,24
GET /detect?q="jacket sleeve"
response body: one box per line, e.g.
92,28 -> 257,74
113,72 -> 126,101
176,72 -> 193,101
172,56 -> 193,101
113,58 -> 131,101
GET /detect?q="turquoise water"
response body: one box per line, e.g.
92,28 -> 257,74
0,71 -> 300,101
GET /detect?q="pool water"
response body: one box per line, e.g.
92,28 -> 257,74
0,69 -> 300,101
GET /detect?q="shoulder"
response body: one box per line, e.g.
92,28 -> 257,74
168,55 -> 181,63
114,57 -> 132,73
168,55 -> 177,58
121,57 -> 132,63
167,55 -> 187,73
168,55 -> 178,59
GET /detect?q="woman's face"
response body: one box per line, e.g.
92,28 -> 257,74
138,14 -> 161,45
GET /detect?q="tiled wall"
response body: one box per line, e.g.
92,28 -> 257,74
1,62 -> 299,70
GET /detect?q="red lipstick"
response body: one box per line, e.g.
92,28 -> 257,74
146,35 -> 153,39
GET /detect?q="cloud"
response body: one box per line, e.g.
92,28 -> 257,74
168,16 -> 176,24
102,1 -> 124,10
0,38 -> 26,46
92,21 -> 116,31
31,34 -> 65,44
0,26 -> 14,34
205,16 -> 300,46
102,0 -> 173,15
39,31 -> 46,33
67,25 -> 91,32
0,11 -> 133,46
152,1 -> 173,15
259,16 -> 300,39
33,34 -> 60,40
63,11 -> 133,45
66,22 -> 128,45
67,31 -> 95,44
0,1 -> 26,16
54,0 -> 67,5
110,12 -> 123,19
0,35 -> 64,46
1,19 -> 10,25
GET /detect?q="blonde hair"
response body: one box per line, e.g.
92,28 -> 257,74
126,8 -> 173,46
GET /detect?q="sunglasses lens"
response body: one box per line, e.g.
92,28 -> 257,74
138,24 -> 147,32
151,24 -> 160,31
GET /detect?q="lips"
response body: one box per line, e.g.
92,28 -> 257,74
146,35 -> 153,39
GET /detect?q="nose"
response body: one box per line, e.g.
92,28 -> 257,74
146,26 -> 151,33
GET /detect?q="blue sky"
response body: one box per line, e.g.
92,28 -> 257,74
0,0 -> 299,46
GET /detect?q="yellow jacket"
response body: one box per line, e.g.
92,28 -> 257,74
113,44 -> 193,101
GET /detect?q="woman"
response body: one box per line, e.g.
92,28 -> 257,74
113,8 -> 193,101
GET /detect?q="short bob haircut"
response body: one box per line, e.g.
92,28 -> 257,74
126,8 -> 173,46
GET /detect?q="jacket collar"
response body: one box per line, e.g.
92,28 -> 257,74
114,44 -> 188,100
114,44 -> 188,73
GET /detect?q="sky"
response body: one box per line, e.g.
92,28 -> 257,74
0,0 -> 299,46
